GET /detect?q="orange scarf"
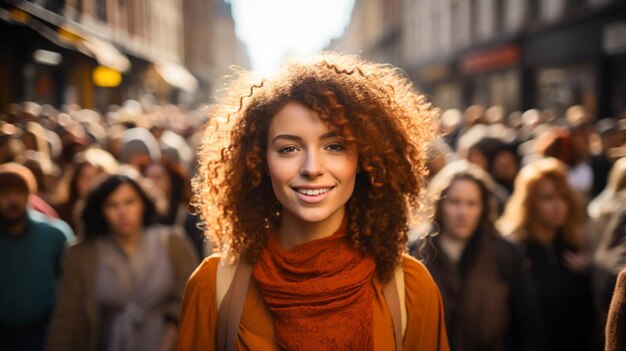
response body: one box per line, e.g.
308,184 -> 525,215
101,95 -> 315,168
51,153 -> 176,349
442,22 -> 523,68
253,223 -> 377,350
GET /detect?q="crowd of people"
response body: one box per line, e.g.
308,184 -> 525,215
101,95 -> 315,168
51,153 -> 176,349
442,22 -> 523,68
0,100 -> 207,350
0,52 -> 625,351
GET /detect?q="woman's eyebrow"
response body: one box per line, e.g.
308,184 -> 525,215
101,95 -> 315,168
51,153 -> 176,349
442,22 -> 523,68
271,132 -> 337,143
319,132 -> 337,140
272,134 -> 301,143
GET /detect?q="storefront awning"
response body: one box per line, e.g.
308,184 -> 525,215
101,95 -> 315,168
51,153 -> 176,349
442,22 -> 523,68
155,61 -> 198,93
81,35 -> 131,73
2,4 -> 131,73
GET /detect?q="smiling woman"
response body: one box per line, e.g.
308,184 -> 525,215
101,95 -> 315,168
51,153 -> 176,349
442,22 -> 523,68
178,52 -> 449,351
266,102 -> 359,249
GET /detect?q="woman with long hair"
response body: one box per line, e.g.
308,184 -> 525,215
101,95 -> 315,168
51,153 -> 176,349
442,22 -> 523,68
498,157 -> 595,351
54,148 -> 119,233
47,174 -> 199,351
176,53 -> 450,350
411,160 -> 539,351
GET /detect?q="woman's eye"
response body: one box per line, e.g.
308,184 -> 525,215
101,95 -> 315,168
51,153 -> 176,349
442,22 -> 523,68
326,143 -> 346,152
278,146 -> 298,154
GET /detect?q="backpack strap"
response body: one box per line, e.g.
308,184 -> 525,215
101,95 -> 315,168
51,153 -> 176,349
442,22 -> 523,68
383,263 -> 406,351
216,256 -> 252,351
395,262 -> 407,336
214,253 -> 236,311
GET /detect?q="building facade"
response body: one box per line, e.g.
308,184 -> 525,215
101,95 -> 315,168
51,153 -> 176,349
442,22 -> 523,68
0,0 -> 248,110
333,0 -> 626,119
182,0 -> 249,105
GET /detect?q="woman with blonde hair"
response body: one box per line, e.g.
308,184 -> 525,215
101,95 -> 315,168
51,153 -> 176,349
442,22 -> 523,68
497,157 -> 594,351
176,52 -> 449,350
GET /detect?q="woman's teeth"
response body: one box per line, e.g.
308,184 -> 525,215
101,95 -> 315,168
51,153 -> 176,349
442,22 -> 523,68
297,188 -> 331,196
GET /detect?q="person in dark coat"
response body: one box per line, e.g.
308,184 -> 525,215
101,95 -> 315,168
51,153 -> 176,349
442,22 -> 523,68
411,160 -> 540,351
498,157 -> 595,351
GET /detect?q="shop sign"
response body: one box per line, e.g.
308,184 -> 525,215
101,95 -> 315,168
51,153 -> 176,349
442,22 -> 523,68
460,44 -> 520,74
419,64 -> 452,82
93,66 -> 122,87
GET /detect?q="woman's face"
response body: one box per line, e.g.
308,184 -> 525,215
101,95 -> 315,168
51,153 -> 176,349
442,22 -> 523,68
491,150 -> 518,185
266,102 -> 358,230
144,163 -> 171,199
76,164 -> 101,199
440,178 -> 483,241
102,182 -> 145,238
532,178 -> 569,231
467,148 -> 488,170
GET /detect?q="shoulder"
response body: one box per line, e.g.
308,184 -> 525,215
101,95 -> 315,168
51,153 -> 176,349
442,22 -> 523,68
63,239 -> 97,261
156,225 -> 191,249
185,254 -> 220,295
399,253 -> 449,346
28,211 -> 69,243
490,235 -> 530,277
493,235 -> 524,258
151,225 -> 201,265
401,254 -> 440,297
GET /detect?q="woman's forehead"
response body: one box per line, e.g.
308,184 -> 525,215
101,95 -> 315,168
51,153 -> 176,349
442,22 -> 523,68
268,103 -> 332,136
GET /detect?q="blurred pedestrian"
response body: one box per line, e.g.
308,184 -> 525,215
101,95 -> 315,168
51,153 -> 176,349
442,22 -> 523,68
411,160 -> 540,351
54,148 -> 119,233
119,127 -> 161,172
588,158 -> 626,338
535,127 -> 594,202
0,123 -> 25,164
0,163 -> 68,351
47,174 -> 198,351
177,53 -> 449,350
498,157 -> 595,351
144,162 -> 206,258
591,118 -> 625,197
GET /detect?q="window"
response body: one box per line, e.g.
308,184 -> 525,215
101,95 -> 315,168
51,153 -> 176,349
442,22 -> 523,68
95,0 -> 106,22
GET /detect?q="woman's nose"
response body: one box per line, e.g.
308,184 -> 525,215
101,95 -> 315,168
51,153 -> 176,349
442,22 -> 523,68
300,150 -> 324,178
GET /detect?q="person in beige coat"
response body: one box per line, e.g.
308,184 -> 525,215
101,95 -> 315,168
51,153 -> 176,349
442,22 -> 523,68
47,174 -> 198,351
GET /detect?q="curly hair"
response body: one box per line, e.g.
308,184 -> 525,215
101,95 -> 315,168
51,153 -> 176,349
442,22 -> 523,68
192,52 -> 439,281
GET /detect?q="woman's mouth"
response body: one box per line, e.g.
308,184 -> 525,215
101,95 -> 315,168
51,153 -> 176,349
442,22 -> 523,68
292,186 -> 334,204
295,187 -> 332,196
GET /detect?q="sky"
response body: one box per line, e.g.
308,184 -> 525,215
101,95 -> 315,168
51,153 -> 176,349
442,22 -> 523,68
229,0 -> 356,74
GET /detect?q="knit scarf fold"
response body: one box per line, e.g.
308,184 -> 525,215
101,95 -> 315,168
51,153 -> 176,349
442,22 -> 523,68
252,223 -> 376,350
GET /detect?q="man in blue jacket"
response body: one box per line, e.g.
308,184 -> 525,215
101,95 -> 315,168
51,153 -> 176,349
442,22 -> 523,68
0,163 -> 69,350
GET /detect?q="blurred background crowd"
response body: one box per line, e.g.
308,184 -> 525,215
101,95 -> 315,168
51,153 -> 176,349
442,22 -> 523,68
0,96 -> 625,350
0,98 -> 209,255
